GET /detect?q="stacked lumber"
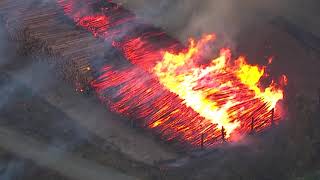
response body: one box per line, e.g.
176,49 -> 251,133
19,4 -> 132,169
0,0 -> 106,90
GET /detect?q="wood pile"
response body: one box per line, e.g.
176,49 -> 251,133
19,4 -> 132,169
0,0 -> 106,90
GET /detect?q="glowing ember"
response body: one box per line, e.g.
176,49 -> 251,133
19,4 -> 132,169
57,0 -> 287,148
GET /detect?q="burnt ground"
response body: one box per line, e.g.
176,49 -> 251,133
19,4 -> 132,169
0,1 -> 320,180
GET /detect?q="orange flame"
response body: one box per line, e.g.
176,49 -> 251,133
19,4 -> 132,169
153,34 -> 285,137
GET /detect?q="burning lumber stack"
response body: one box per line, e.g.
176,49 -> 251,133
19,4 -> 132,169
0,0 -> 287,149
0,0 -> 105,90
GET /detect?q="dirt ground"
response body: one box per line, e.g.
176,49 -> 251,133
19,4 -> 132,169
0,147 -> 71,180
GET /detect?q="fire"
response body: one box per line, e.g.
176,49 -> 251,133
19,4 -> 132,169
234,57 -> 284,110
153,35 -> 284,137
57,0 -> 287,148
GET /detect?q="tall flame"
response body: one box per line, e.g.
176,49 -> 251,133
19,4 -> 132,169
153,34 -> 284,137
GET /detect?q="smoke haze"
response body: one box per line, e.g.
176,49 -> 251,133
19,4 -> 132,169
114,0 -> 320,42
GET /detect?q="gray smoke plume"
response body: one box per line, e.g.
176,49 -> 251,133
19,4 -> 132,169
114,0 -> 320,42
